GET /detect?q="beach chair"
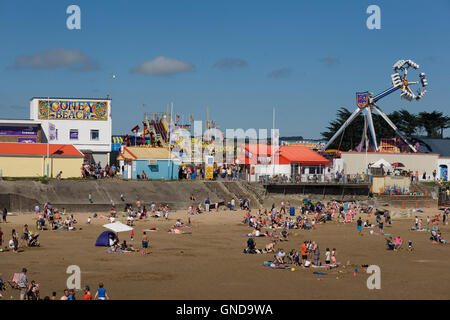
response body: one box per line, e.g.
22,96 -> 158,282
8,273 -> 20,289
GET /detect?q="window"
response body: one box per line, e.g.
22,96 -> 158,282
90,129 -> 99,141
69,129 -> 78,140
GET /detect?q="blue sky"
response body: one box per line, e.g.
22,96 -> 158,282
0,0 -> 449,137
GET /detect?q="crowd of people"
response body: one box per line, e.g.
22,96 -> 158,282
178,164 -> 242,180
81,162 -> 119,179
2,185 -> 449,299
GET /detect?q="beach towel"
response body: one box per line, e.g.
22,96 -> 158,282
263,262 -> 290,269
313,272 -> 328,275
312,263 -> 341,268
143,228 -> 160,232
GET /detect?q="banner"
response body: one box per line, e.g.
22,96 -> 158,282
48,123 -> 57,141
280,139 -> 326,150
0,126 -> 38,136
205,155 -> 214,180
18,137 -> 37,143
38,99 -> 108,121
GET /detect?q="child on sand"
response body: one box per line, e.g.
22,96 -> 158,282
408,240 -> 414,251
330,248 -> 337,268
94,283 -> 109,300
87,217 -> 91,224
325,248 -> 331,265
142,232 -> 149,254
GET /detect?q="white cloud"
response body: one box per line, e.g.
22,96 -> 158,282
131,56 -> 194,75
13,48 -> 98,71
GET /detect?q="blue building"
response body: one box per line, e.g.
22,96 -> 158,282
118,146 -> 179,180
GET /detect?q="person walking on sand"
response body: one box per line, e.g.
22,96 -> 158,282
357,217 -> 363,235
142,232 -> 149,254
17,268 -> 29,300
2,208 -> 7,223
94,283 -> 109,300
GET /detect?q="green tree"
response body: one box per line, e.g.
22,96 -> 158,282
417,111 -> 450,138
389,109 -> 419,138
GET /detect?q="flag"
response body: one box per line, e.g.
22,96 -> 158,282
211,120 -> 215,128
48,123 -> 57,141
190,114 -> 194,123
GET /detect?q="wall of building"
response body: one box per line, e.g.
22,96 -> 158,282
50,158 -> 84,178
371,176 -> 411,194
341,152 -> 439,180
0,156 -> 44,177
123,159 -> 179,180
0,156 -> 82,178
29,98 -> 112,155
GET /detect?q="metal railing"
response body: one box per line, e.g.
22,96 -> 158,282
259,174 -> 369,184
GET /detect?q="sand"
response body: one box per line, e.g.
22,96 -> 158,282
0,207 -> 449,300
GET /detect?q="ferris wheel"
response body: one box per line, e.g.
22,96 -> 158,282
322,59 -> 428,153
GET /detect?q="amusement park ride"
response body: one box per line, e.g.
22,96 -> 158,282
322,59 -> 428,153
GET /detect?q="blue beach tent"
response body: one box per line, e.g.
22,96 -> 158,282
95,231 -> 116,247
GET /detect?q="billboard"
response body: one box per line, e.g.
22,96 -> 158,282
280,139 -> 326,150
38,99 -> 108,120
0,126 -> 38,136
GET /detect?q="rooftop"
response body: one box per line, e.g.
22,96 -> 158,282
0,143 -> 83,157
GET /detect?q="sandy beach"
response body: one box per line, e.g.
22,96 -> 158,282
0,206 -> 449,300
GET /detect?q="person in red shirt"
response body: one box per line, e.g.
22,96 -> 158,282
83,286 -> 92,300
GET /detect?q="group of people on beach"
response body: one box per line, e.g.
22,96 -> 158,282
81,162 -> 119,179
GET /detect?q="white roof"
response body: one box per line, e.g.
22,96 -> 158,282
102,221 -> 133,233
370,158 -> 392,168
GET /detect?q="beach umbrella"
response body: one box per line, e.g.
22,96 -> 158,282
392,162 -> 405,168
102,221 -> 133,233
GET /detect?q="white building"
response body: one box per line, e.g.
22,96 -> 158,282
30,97 -> 112,165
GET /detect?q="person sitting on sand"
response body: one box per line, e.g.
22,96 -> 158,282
121,240 -> 138,252
363,220 -> 372,228
174,219 -> 184,228
394,236 -> 403,251
265,241 -> 276,253
280,229 -> 289,241
245,237 -> 256,254
275,248 -> 286,264
287,249 -> 296,264
408,240 -> 414,251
